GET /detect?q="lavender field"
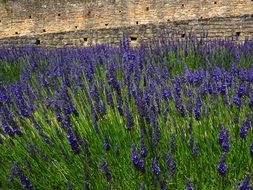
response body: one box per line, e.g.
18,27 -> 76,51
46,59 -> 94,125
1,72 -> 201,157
1,37 -> 253,189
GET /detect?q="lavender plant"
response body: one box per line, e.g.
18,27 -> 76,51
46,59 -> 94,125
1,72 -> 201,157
0,35 -> 253,189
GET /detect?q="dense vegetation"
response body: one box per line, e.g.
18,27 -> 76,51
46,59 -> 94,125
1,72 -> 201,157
1,37 -> 253,189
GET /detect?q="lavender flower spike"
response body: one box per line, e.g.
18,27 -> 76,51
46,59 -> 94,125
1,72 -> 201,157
100,158 -> 112,181
217,153 -> 227,177
151,157 -> 160,176
239,175 -> 252,190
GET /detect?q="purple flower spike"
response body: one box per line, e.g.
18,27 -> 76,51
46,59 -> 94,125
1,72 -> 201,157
66,129 -> 80,154
233,94 -> 242,108
2,123 -> 14,136
126,108 -> 134,130
131,144 -> 145,172
131,144 -> 139,165
239,175 -> 252,190
240,118 -> 251,139
151,157 -> 160,176
160,177 -> 166,190
218,126 -> 230,152
140,127 -> 147,158
217,153 -> 227,177
100,158 -> 112,181
103,134 -> 111,151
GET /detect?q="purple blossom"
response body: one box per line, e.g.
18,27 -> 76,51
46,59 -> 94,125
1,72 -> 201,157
103,134 -> 111,151
105,89 -> 114,108
238,83 -> 246,98
1,123 -> 14,136
160,177 -> 166,190
66,129 -> 80,154
218,126 -> 230,152
125,108 -> 134,130
20,108 -> 30,118
240,118 -> 251,139
151,157 -> 160,176
131,144 -> 139,165
140,129 -> 147,158
217,154 -> 227,177
194,106 -> 201,120
239,175 -> 252,190
131,144 -> 145,172
100,158 -> 112,181
116,94 -> 124,116
233,93 -> 242,108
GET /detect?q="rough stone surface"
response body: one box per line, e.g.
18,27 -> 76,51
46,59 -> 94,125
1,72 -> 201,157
0,1 -> 252,46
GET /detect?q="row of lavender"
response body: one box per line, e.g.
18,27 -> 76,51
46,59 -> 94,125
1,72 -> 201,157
1,37 -> 253,189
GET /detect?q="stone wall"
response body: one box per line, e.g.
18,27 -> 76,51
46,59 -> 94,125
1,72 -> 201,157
0,14 -> 252,47
0,0 -> 253,39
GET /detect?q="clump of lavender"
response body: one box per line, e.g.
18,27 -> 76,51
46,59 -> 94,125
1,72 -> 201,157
1,123 -> 14,136
218,125 -> 230,152
240,118 -> 251,139
12,125 -> 22,136
217,153 -> 227,177
151,157 -> 161,176
100,158 -> 112,181
116,93 -> 124,116
194,105 -> 201,121
140,128 -> 147,158
103,134 -> 111,151
105,88 -> 114,108
131,144 -> 145,172
239,175 -> 252,190
66,129 -> 80,154
233,93 -> 242,108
